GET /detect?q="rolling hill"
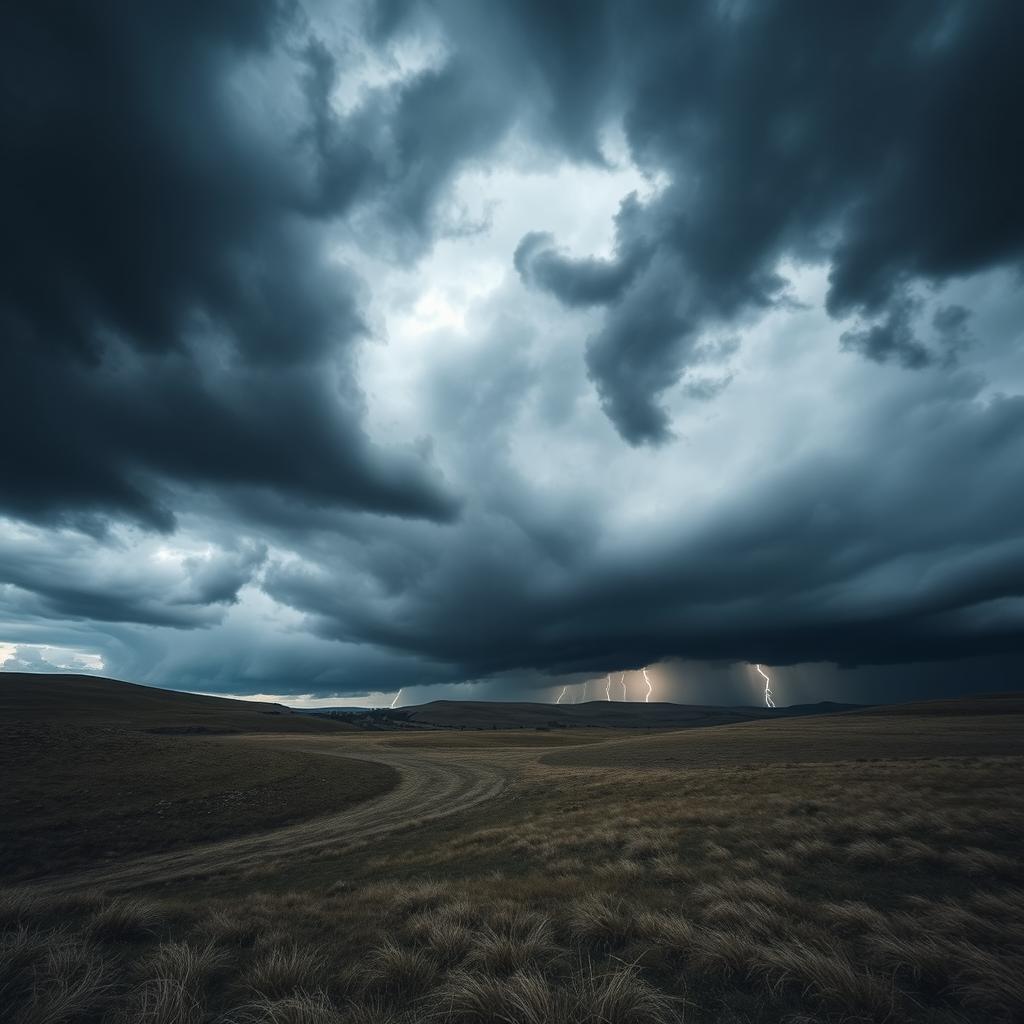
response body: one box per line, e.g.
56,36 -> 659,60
0,672 -> 348,733
395,697 -> 862,730
542,692 -> 1024,769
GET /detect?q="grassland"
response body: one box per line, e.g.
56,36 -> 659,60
0,723 -> 398,883
543,704 -> 1024,768
0,673 -> 349,733
2,691 -> 1022,1023
398,698 -> 859,730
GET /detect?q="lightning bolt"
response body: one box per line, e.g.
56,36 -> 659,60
756,664 -> 775,708
642,666 -> 653,703
389,688 -> 403,709
556,685 -> 567,704
605,674 -> 612,700
620,673 -> 627,701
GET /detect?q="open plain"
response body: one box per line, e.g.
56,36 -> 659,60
2,678 -> 1022,1024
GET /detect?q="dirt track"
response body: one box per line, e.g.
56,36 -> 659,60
37,738 -> 518,895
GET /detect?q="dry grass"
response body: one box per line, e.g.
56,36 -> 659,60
0,720 -> 396,882
88,896 -> 164,941
566,894 -> 638,946
4,709 -> 1021,1023
360,939 -> 440,1001
120,978 -> 204,1024
220,992 -> 342,1024
464,915 -> 556,975
11,932 -> 110,1024
245,944 -> 327,999
429,963 -> 676,1024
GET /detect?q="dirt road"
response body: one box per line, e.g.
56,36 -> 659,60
37,738 -> 518,895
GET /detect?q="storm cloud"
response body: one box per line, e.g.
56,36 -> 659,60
0,0 -> 463,530
508,1 -> 1024,442
2,1 -> 1024,705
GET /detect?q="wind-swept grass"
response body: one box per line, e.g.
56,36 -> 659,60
4,713 -> 1021,1023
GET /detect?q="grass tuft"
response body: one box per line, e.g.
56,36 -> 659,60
465,914 -> 557,976
361,939 -> 439,1000
219,991 -> 341,1024
245,944 -> 327,999
120,978 -> 203,1024
88,897 -> 164,942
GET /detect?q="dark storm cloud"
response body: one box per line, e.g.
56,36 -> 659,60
372,0 -> 614,163
506,1 -> 1024,443
4,0 -> 1024,702
839,299 -> 933,369
0,527 -> 267,628
0,0 -> 486,531
512,196 -> 652,308
261,370 -> 1024,683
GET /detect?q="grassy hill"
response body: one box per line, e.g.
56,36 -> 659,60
4,689 -> 1021,1023
3,684 -> 1022,1022
399,697 -> 861,730
0,672 -> 348,733
0,672 -> 394,881
0,723 -> 396,882
543,692 -> 1024,769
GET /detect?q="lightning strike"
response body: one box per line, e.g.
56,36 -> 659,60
556,685 -> 567,704
642,666 -> 653,703
756,664 -> 776,708
605,674 -> 612,700
619,673 -> 627,701
389,688 -> 403,709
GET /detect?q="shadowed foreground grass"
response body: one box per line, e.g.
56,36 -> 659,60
2,713 -> 1022,1022
0,723 -> 397,882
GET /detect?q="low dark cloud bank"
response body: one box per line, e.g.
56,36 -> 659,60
2,1 -> 1024,701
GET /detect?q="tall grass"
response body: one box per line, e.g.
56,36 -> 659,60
3,751 -> 1021,1022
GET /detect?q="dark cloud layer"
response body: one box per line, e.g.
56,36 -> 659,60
262,381 -> 1024,685
509,1 -> 1024,442
3,1 -> 1024,702
0,0 -> 462,531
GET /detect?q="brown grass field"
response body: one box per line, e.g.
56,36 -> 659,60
0,723 -> 398,883
1,681 -> 1022,1023
0,673 -> 349,733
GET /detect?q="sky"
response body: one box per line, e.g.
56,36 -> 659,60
2,1 -> 1024,708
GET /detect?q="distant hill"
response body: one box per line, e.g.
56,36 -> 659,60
395,698 -> 863,731
0,673 -> 348,733
852,693 -> 1024,716
542,692 -> 1024,769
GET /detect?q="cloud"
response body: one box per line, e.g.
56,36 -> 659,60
508,2 -> 1024,441
257,298 -> 1024,682
0,520 -> 267,628
0,643 -> 103,674
0,0 -> 481,531
3,2 -> 1024,704
840,299 -> 933,369
513,214 -> 650,308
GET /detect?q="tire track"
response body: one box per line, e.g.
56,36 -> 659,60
36,742 -> 513,895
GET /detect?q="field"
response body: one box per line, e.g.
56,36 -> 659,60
0,673 -> 348,733
390,698 -> 862,730
2,682 -> 1022,1023
0,723 -> 397,883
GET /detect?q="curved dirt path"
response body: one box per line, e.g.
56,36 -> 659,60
38,740 -> 515,895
